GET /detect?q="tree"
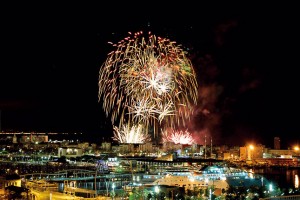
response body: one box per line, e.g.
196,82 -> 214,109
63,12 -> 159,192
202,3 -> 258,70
5,186 -> 29,200
175,187 -> 185,200
225,186 -> 247,200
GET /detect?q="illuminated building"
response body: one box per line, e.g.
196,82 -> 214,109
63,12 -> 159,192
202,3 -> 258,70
274,137 -> 280,150
101,142 -> 111,151
0,174 -> 21,196
20,134 -> 48,143
58,146 -> 83,158
138,142 -> 154,153
239,147 -> 247,160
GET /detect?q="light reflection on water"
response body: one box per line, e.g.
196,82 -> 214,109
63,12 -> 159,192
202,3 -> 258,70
254,167 -> 300,189
58,182 -> 96,192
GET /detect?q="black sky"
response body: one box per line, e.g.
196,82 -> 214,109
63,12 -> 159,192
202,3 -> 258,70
1,3 -> 299,148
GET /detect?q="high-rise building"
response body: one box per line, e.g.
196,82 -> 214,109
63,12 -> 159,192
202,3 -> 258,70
274,137 -> 280,149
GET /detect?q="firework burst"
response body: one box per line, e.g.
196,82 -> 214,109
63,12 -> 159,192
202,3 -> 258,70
162,129 -> 195,145
113,123 -> 151,144
99,31 -> 198,136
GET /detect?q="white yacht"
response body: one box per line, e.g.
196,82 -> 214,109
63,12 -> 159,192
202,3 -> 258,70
144,165 -> 255,191
147,174 -> 229,191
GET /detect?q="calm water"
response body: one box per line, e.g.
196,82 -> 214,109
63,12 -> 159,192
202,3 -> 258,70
254,167 -> 300,190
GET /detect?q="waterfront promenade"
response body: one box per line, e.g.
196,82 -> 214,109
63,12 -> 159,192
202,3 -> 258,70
27,183 -> 111,200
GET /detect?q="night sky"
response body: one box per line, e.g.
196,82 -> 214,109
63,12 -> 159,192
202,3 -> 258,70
1,3 -> 299,148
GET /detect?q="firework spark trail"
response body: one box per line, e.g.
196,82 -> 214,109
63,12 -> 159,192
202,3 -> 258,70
162,129 -> 195,145
99,31 -> 198,137
113,124 -> 151,144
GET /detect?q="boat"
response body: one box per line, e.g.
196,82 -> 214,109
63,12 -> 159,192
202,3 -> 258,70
144,165 -> 257,190
147,174 -> 229,191
126,164 -> 261,196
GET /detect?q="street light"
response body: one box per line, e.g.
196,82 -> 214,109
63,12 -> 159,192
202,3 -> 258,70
269,183 -> 273,192
112,182 -> 115,200
155,185 -> 160,200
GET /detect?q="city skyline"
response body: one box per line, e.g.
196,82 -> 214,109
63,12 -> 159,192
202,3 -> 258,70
1,3 -> 300,148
